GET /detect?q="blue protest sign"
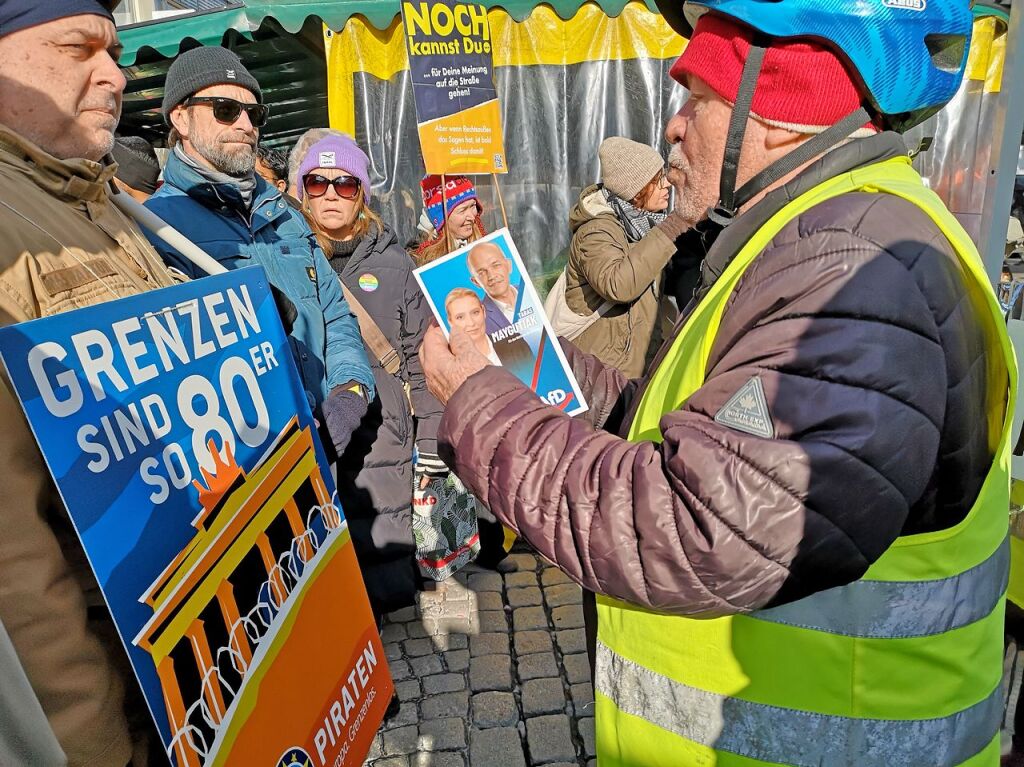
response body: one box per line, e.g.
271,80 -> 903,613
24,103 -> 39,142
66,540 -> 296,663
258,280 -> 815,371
0,266 -> 390,767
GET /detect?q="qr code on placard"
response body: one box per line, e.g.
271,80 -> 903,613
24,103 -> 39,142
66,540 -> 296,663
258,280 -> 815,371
493,154 -> 504,170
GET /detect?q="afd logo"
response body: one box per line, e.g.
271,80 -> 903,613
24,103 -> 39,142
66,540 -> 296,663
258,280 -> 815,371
541,389 -> 567,406
882,0 -> 926,11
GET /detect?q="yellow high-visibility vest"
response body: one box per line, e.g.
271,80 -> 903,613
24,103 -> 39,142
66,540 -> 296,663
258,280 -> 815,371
596,157 -> 1016,767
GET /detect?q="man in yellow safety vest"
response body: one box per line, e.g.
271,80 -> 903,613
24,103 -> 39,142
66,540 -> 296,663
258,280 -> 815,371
421,1 -> 1015,764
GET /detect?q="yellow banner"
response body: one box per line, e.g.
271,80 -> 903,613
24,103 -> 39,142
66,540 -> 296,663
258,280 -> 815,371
401,0 -> 507,174
966,15 -> 1006,94
325,1 -> 685,136
418,98 -> 507,173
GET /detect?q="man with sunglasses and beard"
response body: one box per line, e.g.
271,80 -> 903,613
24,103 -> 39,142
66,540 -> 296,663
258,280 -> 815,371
144,46 -> 375,467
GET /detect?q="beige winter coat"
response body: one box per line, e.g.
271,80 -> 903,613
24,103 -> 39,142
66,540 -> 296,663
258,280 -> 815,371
565,185 -> 676,378
0,124 -> 176,767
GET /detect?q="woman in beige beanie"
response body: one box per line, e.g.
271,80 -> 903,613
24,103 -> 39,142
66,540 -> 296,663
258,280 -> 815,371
549,136 -> 686,378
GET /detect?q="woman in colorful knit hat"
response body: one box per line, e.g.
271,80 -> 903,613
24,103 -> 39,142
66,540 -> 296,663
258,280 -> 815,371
293,128 -> 446,618
412,174 -> 486,265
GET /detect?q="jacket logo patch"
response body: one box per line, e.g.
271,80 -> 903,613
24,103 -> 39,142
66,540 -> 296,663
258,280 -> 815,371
714,376 -> 774,439
318,151 -> 336,168
306,266 -> 316,283
882,0 -> 925,11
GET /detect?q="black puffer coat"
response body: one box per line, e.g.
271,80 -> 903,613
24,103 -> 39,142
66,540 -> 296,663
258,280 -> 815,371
328,222 -> 443,615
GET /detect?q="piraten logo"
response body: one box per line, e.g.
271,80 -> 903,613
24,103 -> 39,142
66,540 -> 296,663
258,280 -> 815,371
276,747 -> 314,767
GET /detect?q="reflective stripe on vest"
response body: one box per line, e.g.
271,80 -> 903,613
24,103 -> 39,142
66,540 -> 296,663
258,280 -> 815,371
596,641 -> 1003,767
755,536 -> 1009,638
595,157 -> 1016,767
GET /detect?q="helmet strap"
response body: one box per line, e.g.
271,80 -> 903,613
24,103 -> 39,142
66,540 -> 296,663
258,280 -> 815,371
707,35 -> 873,230
730,106 -> 871,211
712,43 -> 766,225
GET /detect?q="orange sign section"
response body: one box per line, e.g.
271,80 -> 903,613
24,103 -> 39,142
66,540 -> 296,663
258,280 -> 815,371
212,540 -> 393,767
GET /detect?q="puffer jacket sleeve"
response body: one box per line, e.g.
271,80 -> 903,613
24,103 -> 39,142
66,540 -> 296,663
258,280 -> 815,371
314,242 -> 376,400
558,338 -> 641,434
398,252 -> 445,468
573,219 -> 676,304
438,200 -> 948,615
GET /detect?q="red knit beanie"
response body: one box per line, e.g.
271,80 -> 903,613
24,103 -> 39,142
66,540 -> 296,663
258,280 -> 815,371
670,12 -> 873,134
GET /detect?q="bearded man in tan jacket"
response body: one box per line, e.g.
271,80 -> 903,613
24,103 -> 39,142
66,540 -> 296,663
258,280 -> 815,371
0,2 -> 179,765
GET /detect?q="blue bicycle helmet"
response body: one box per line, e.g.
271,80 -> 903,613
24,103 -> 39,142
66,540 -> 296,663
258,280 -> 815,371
656,0 -> 974,132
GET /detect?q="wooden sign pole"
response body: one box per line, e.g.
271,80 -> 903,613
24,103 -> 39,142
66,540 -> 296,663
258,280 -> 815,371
441,173 -> 454,254
493,173 -> 509,230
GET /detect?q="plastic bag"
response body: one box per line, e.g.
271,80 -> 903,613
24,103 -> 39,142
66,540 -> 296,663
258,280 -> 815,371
413,473 -> 481,581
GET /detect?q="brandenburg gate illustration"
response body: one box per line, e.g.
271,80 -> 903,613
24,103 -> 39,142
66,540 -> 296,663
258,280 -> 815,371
134,417 -> 341,766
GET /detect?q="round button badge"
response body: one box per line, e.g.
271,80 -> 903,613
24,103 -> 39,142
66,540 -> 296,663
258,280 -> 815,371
358,273 -> 379,292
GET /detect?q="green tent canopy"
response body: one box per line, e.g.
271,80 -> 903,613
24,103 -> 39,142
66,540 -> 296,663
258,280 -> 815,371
118,0 -> 659,148
117,0 -> 1011,149
117,0 -> 661,66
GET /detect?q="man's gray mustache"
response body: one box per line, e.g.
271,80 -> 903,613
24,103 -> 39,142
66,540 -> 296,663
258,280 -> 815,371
221,135 -> 256,147
81,99 -> 119,115
667,145 -> 688,171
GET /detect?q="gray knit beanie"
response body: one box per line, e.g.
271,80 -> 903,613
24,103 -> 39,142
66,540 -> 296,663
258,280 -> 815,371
161,46 -> 262,125
598,137 -> 665,201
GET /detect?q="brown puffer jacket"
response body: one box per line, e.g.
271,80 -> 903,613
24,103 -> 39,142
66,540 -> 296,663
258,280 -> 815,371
437,133 -> 1004,614
565,185 -> 678,378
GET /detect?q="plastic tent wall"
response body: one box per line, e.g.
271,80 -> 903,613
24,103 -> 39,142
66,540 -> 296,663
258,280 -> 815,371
326,2 -> 683,278
325,2 -> 1008,279
906,13 -> 1010,249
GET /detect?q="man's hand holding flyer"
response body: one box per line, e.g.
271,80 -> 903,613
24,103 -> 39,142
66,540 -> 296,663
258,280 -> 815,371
414,228 -> 588,416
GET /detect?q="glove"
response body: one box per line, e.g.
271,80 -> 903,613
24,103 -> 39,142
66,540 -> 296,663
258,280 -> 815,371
270,284 -> 298,335
322,389 -> 368,458
656,209 -> 691,243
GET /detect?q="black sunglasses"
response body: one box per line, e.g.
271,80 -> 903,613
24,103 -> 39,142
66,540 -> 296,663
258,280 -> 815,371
303,173 -> 361,200
185,96 -> 269,128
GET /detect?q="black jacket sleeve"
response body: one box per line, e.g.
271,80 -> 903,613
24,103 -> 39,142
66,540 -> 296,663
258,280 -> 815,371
402,262 -> 445,470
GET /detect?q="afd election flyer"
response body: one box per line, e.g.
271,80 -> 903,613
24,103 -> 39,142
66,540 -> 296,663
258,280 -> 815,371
0,266 -> 391,767
414,228 -> 588,417
402,0 -> 508,174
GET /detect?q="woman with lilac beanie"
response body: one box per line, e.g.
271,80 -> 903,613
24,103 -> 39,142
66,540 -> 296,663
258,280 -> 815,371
292,129 -> 444,618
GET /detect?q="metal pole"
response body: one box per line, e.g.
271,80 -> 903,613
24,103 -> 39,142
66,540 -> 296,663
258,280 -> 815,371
441,173 -> 453,254
979,2 -> 1024,285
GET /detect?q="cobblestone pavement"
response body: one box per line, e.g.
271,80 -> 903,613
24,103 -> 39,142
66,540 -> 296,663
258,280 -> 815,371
360,547 -> 1024,765
363,548 -> 595,767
